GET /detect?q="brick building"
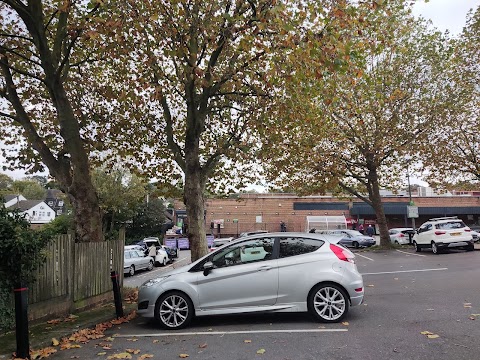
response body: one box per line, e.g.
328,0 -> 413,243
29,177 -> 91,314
174,193 -> 480,238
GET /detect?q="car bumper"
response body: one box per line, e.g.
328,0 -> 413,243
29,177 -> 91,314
436,240 -> 474,249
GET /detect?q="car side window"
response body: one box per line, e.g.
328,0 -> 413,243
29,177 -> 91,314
211,238 -> 275,268
279,237 -> 324,258
124,251 -> 131,259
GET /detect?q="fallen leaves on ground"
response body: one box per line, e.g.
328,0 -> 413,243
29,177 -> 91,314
107,352 -> 132,359
367,284 -> 375,287
244,340 -> 252,343
256,349 -> 266,354
126,349 -> 141,354
421,331 -> 440,339
124,289 -> 139,304
152,340 -> 159,343
199,343 -> 208,348
342,322 -> 349,326
137,355 -> 153,360
464,303 -> 472,308
24,310 -> 137,359
97,352 -> 107,356
179,354 -> 189,358
30,347 -> 57,359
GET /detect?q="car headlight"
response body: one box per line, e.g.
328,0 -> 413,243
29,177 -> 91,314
141,276 -> 170,288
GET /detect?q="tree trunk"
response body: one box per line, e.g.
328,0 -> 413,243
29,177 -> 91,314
183,152 -> 208,262
368,169 -> 391,248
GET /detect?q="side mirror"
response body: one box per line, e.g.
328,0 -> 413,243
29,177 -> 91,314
203,261 -> 214,276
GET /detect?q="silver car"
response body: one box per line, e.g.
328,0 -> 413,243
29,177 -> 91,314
124,249 -> 154,276
389,228 -> 415,245
137,232 -> 364,329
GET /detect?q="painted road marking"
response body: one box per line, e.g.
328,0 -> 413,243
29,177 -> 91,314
395,249 -> 426,257
115,329 -> 348,337
356,253 -> 374,261
362,268 -> 448,276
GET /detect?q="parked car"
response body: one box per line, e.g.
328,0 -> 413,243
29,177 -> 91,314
471,230 -> 479,242
238,230 -> 268,238
315,229 -> 376,248
388,228 -> 415,245
209,237 -> 234,252
137,238 -> 170,266
124,248 -> 154,276
161,245 -> 178,260
137,232 -> 364,329
412,217 -> 475,254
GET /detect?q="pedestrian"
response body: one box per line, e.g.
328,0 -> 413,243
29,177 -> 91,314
366,224 -> 375,237
358,223 -> 364,234
148,243 -> 157,262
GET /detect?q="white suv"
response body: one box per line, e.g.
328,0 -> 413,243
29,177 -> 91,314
412,217 -> 475,254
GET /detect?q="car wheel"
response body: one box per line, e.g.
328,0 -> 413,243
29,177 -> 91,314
128,265 -> 135,276
352,241 -> 359,249
413,241 -> 421,252
147,260 -> 154,271
162,257 -> 167,266
308,283 -> 349,323
155,291 -> 194,330
431,241 -> 440,254
466,244 -> 474,252
394,240 -> 399,245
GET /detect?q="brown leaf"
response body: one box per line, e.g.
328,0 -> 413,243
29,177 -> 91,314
342,322 -> 349,326
138,355 -> 153,360
244,340 -> 252,343
179,354 -> 189,358
126,349 -> 141,354
199,343 -> 208,348
107,353 -> 132,359
427,334 -> 440,339
97,352 -> 107,356
257,349 -> 266,354
52,338 -> 60,346
152,340 -> 159,343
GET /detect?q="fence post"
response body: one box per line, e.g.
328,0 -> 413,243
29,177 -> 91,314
110,271 -> 124,318
14,282 -> 30,359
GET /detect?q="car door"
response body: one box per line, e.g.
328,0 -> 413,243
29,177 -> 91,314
196,237 -> 278,310
416,224 -> 432,244
135,250 -> 149,269
338,231 -> 353,247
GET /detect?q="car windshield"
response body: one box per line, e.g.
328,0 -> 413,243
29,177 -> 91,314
435,221 -> 466,230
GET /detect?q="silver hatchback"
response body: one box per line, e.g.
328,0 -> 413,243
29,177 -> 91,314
137,232 -> 364,329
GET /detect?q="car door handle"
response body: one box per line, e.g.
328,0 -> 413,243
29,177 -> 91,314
257,265 -> 273,271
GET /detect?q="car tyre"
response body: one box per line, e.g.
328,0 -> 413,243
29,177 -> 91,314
431,241 -> 440,254
155,291 -> 194,330
352,241 -> 359,249
413,241 -> 421,252
308,283 -> 349,323
147,260 -> 154,271
466,244 -> 474,252
128,265 -> 135,276
394,240 -> 399,245
161,257 -> 167,266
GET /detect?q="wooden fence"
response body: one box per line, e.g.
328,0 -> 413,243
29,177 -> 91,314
27,230 -> 124,320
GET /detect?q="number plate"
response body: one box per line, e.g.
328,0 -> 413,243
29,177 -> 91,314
450,232 -> 461,236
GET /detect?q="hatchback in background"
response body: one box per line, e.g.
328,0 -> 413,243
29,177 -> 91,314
315,229 -> 376,248
137,232 -> 364,329
124,248 -> 154,276
388,228 -> 415,245
137,238 -> 170,266
412,217 -> 475,254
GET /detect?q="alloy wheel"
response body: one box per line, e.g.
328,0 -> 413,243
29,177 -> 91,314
129,265 -> 135,276
313,286 -> 346,321
158,294 -> 190,329
432,241 -> 439,254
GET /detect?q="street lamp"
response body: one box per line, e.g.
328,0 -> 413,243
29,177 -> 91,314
407,164 -> 416,242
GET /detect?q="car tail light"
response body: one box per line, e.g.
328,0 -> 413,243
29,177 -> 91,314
399,233 -> 405,237
330,244 -> 355,263
355,287 -> 363,293
465,229 -> 471,232
434,231 -> 446,235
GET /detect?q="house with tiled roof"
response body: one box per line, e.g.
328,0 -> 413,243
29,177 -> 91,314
6,200 -> 55,225
2,194 -> 27,208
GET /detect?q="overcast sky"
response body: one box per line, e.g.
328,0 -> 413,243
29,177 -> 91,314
2,0 -> 479,183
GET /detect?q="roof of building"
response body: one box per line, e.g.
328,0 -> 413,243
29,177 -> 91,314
2,194 -> 23,202
7,200 -> 44,211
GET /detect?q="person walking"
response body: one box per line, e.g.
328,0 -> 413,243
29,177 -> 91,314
366,224 -> 375,237
358,223 -> 364,234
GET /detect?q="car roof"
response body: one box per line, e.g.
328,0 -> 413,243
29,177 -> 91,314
390,228 -> 414,231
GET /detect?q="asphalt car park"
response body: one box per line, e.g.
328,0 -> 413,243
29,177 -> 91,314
50,246 -> 480,360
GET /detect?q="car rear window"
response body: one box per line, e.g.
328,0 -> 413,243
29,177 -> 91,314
435,221 -> 466,230
279,237 -> 324,258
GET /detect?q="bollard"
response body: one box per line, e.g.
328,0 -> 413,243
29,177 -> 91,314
110,271 -> 124,318
14,283 -> 30,359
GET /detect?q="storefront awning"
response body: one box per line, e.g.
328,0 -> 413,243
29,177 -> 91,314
350,203 -> 409,216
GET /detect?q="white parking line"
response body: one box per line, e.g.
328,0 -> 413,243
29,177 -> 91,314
362,268 -> 448,275
114,329 -> 348,337
356,253 -> 374,261
395,249 -> 426,257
